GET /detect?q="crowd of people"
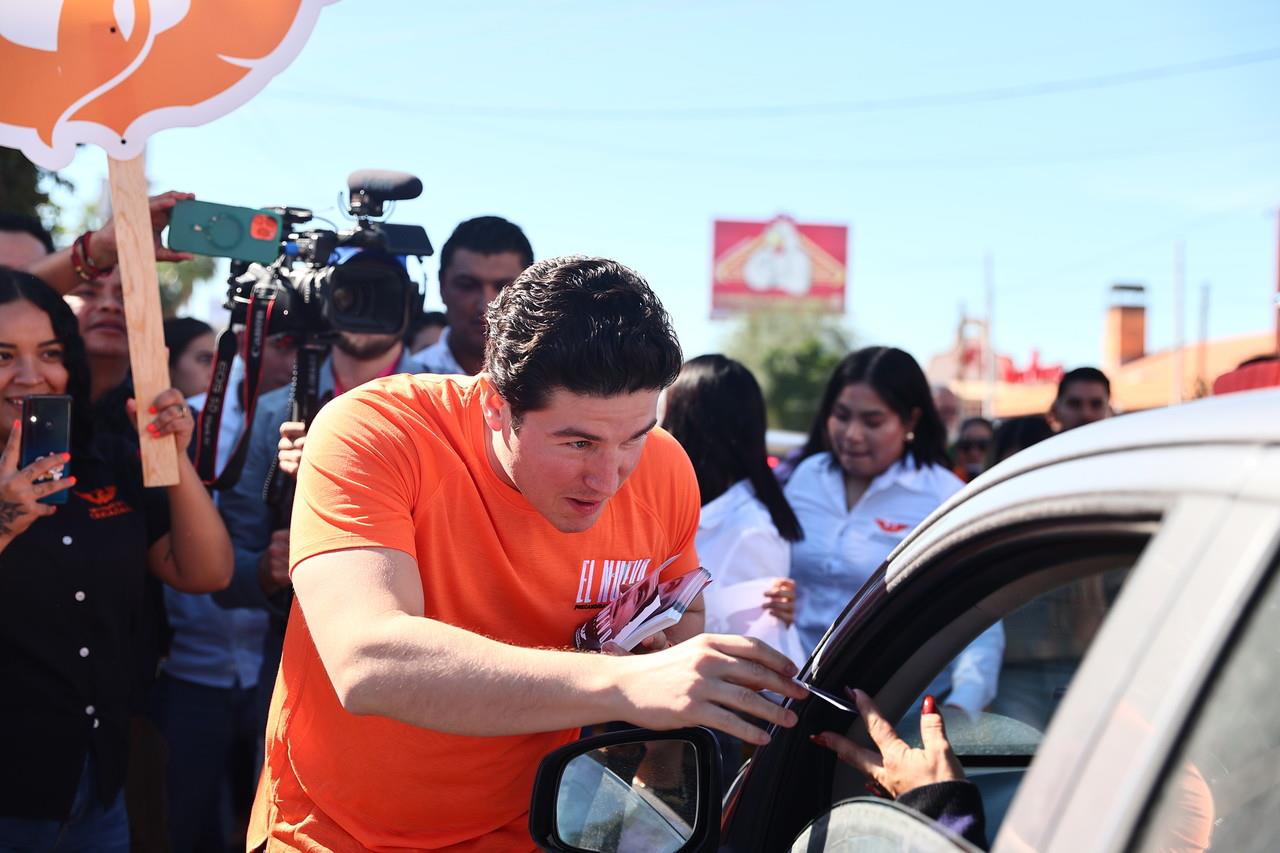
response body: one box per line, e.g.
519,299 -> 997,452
0,198 -> 1119,851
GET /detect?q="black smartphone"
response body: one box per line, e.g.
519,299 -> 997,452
19,395 -> 72,505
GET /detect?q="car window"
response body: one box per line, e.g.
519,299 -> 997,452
901,567 -> 1131,758
1131,561 -> 1280,853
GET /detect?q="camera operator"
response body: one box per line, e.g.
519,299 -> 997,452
416,216 -> 533,376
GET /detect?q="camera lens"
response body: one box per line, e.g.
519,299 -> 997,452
331,285 -> 357,314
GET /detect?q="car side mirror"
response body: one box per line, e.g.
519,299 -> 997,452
529,726 -> 722,853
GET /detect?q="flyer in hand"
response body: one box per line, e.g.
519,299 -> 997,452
574,566 -> 713,653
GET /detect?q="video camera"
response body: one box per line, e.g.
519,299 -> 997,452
216,170 -> 433,339
177,170 -> 434,491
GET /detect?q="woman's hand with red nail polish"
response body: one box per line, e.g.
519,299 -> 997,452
808,688 -> 965,799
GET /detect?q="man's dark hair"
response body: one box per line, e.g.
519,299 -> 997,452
663,354 -> 802,542
958,416 -> 994,436
800,346 -> 950,470
987,414 -> 1054,468
0,213 -> 55,257
1056,366 -> 1111,401
438,216 -> 533,283
485,256 -> 682,417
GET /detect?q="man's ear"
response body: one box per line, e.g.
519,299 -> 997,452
1046,402 -> 1063,431
479,379 -> 508,432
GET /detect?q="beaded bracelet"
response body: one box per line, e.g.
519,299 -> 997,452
70,231 -> 114,282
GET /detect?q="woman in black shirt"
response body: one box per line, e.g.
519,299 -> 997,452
0,270 -> 232,847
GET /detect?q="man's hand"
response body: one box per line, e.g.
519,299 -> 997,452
92,190 -> 195,267
615,634 -> 807,745
763,577 -> 796,626
257,528 -> 291,596
277,421 -> 307,478
812,691 -> 964,798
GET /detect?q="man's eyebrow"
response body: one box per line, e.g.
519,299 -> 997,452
550,420 -> 657,443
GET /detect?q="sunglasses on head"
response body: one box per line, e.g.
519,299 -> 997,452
956,439 -> 990,452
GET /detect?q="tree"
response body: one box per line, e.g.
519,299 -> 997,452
158,255 -> 216,318
0,149 -> 73,232
724,306 -> 854,433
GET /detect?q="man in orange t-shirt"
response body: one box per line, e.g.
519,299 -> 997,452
249,257 -> 807,851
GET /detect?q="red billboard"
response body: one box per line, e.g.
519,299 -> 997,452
711,216 -> 848,317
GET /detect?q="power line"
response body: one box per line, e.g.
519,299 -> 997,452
274,46 -> 1280,121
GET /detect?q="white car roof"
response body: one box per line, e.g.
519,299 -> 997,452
980,387 -> 1280,487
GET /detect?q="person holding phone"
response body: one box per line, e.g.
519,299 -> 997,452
0,269 -> 232,847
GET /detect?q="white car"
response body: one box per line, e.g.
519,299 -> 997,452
531,388 -> 1280,852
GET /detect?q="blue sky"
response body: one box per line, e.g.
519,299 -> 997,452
52,0 -> 1280,372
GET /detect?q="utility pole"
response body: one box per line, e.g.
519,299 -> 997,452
1197,282 -> 1210,398
1172,241 -> 1185,405
984,252 -> 995,418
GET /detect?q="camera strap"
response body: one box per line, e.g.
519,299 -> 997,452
193,288 -> 276,489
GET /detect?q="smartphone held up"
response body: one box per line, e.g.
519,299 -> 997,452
19,395 -> 72,505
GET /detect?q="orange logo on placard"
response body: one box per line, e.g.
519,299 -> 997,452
0,1 -> 337,168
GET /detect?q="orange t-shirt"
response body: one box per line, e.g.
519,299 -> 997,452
248,374 -> 701,852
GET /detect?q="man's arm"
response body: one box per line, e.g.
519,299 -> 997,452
293,547 -> 808,744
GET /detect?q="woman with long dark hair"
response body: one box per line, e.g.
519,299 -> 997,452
786,346 -> 1003,716
0,270 -> 231,846
661,355 -> 802,646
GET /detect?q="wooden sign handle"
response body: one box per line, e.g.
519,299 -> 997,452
107,154 -> 180,487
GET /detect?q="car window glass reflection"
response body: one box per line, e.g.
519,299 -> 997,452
900,567 -> 1131,757
555,740 -> 698,853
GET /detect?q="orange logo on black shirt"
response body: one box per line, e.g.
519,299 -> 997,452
76,487 -> 116,506
74,486 -> 134,520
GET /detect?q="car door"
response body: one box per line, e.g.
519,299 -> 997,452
1000,445 -> 1280,852
721,443 -> 1261,852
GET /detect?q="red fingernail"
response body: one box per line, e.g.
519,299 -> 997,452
922,695 -> 937,715
61,453 -> 71,462
809,734 -> 826,747
148,406 -> 157,414
67,476 -> 77,485
147,424 -> 158,434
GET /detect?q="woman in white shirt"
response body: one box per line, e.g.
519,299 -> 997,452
661,355 -> 803,648
785,347 -> 1003,718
